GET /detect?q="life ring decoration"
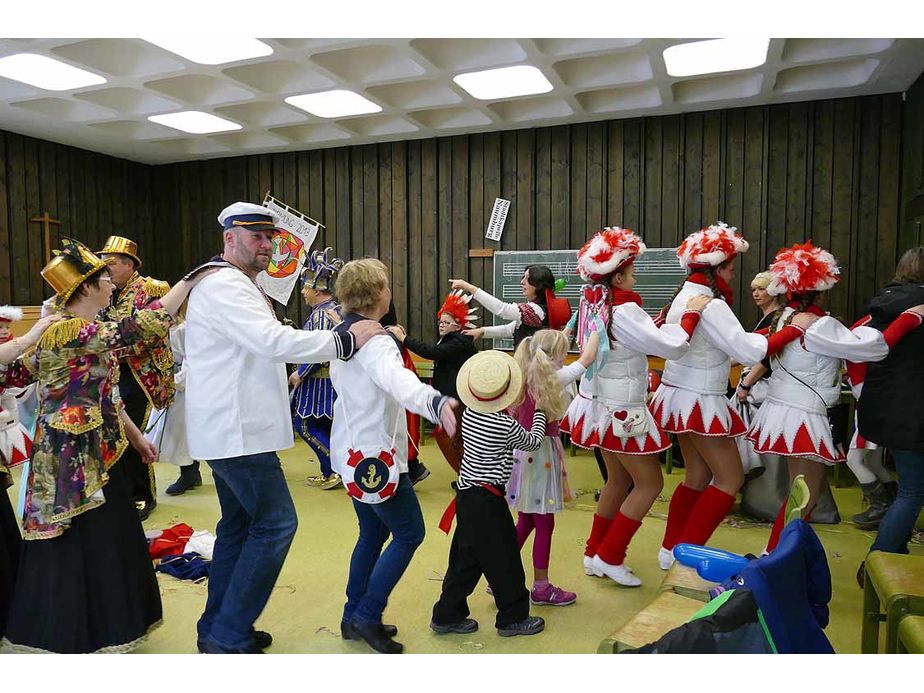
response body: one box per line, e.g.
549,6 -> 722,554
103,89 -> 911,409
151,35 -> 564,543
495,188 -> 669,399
344,447 -> 399,504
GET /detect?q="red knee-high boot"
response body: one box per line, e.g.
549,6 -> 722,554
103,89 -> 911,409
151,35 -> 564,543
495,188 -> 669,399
585,513 -> 613,558
662,484 -> 703,550
596,512 -> 642,566
677,486 -> 736,546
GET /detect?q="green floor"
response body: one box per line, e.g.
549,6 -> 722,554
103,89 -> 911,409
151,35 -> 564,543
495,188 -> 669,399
8,441 -> 922,654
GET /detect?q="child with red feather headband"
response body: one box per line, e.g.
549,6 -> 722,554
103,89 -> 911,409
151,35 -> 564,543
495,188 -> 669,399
388,291 -> 478,473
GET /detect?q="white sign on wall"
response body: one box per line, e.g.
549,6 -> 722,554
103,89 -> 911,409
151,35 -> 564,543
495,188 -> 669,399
485,198 -> 511,242
255,193 -> 320,305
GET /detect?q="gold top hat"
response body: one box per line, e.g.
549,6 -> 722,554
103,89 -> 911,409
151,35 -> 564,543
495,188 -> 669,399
98,235 -> 142,268
41,239 -> 109,303
456,350 -> 524,414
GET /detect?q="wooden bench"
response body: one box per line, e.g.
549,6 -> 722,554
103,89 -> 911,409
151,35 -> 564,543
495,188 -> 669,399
897,615 -> 924,654
861,551 -> 924,653
598,590 -> 705,653
658,562 -> 718,602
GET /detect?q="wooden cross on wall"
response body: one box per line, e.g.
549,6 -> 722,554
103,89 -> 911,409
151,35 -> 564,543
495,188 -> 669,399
30,212 -> 61,264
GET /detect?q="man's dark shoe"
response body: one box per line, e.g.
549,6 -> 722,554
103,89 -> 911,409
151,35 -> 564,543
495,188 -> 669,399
497,615 -> 545,637
136,498 -> 157,522
349,619 -> 403,654
198,629 -> 272,653
408,460 -> 430,486
430,618 -> 479,634
198,639 -> 263,654
341,620 -> 397,640
166,461 -> 203,496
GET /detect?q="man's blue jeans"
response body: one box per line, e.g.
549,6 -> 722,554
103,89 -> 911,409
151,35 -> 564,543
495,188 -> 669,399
870,449 -> 924,555
197,452 -> 298,649
344,474 -> 425,626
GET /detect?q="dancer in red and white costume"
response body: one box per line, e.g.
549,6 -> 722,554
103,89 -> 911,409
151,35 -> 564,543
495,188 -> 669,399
712,242 -> 924,552
649,223 -> 810,569
561,228 -> 709,586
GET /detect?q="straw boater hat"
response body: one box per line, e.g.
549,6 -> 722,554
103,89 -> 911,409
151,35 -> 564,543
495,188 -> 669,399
456,350 -> 524,414
41,238 -> 109,304
576,226 -> 647,282
676,222 -> 749,270
98,235 -> 142,268
765,241 -> 840,297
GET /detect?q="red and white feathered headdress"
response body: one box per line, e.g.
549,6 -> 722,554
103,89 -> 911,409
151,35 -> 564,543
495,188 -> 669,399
677,222 -> 749,270
438,290 -> 478,329
766,241 -> 840,297
0,306 -> 23,323
576,227 -> 646,282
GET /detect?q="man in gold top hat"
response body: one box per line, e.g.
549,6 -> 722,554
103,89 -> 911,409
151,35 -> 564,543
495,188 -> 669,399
98,235 -> 174,521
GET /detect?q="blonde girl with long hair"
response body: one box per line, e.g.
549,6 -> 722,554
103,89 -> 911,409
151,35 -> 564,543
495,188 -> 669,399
507,328 -> 599,606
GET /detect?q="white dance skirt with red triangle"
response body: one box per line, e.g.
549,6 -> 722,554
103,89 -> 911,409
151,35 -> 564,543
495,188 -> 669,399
649,384 -> 747,438
849,411 -> 876,451
0,422 -> 32,468
745,400 -> 845,464
561,394 -> 670,456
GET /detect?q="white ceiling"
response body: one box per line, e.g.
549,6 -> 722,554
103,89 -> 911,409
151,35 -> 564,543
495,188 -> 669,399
0,37 -> 922,165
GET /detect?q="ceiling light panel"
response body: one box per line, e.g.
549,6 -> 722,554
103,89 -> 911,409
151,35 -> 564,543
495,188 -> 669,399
148,110 -> 241,134
0,53 -> 106,90
143,38 -> 273,65
285,90 -> 382,118
663,38 -> 770,78
453,65 -> 554,100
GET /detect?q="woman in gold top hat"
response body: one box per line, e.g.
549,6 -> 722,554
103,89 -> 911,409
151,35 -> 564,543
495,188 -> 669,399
0,239 -> 209,653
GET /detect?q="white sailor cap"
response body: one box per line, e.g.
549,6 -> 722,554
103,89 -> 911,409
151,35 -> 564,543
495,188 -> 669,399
217,202 -> 280,232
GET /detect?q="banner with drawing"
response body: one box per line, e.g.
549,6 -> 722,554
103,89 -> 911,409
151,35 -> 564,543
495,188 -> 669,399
256,193 -> 321,305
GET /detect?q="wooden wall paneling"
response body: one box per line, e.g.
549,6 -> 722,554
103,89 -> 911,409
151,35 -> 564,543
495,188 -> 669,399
549,126 -> 570,251
349,147 -> 364,257
854,96 -> 883,321
683,113 -> 704,236
53,144 -> 70,260
830,99 -> 857,321
257,155 -> 272,206
723,109 -> 746,299
406,140 -> 423,336
7,135 -> 30,305
436,138 -> 452,301
569,123 -> 588,249
112,157 -> 126,233
516,129 -> 535,253
661,115 -> 683,248
333,148 -> 351,258
741,107 -> 766,326
222,156 -> 246,209
701,111 -> 723,225
362,144 -> 379,259
643,117 -> 661,245
585,121 -> 605,238
467,133 -> 486,297
420,138 -> 439,334
784,102 -> 810,246
765,105 -> 790,262
0,133 -> 11,304
810,101 -> 835,254
24,137 -> 44,303
500,130 -> 517,251
606,120 -> 624,227
391,141 -> 409,329
876,95 -> 902,286
378,143 -> 393,275
622,119 -> 642,233
451,135 -> 470,283
82,152 -> 100,254
534,127 -> 552,250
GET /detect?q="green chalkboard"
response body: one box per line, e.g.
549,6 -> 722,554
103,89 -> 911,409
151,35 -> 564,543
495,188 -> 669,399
490,248 -> 688,350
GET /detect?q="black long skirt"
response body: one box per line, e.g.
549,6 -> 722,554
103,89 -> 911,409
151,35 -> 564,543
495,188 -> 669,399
0,486 -> 21,640
1,458 -> 163,653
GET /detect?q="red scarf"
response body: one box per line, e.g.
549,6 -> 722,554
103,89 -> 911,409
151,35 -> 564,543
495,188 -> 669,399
686,271 -> 734,306
786,300 -> 825,317
610,288 -> 643,307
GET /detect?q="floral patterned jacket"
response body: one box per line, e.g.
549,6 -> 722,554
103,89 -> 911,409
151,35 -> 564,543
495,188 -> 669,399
101,271 -> 175,410
0,307 -> 174,540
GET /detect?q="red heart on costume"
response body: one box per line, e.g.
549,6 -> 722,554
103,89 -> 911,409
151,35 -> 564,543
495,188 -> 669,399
613,410 -> 628,421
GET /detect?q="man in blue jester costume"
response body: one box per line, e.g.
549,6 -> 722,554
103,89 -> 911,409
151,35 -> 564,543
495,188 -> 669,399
288,247 -> 345,490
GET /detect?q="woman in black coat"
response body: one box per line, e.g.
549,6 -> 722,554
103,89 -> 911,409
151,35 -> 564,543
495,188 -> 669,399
858,247 -> 924,559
